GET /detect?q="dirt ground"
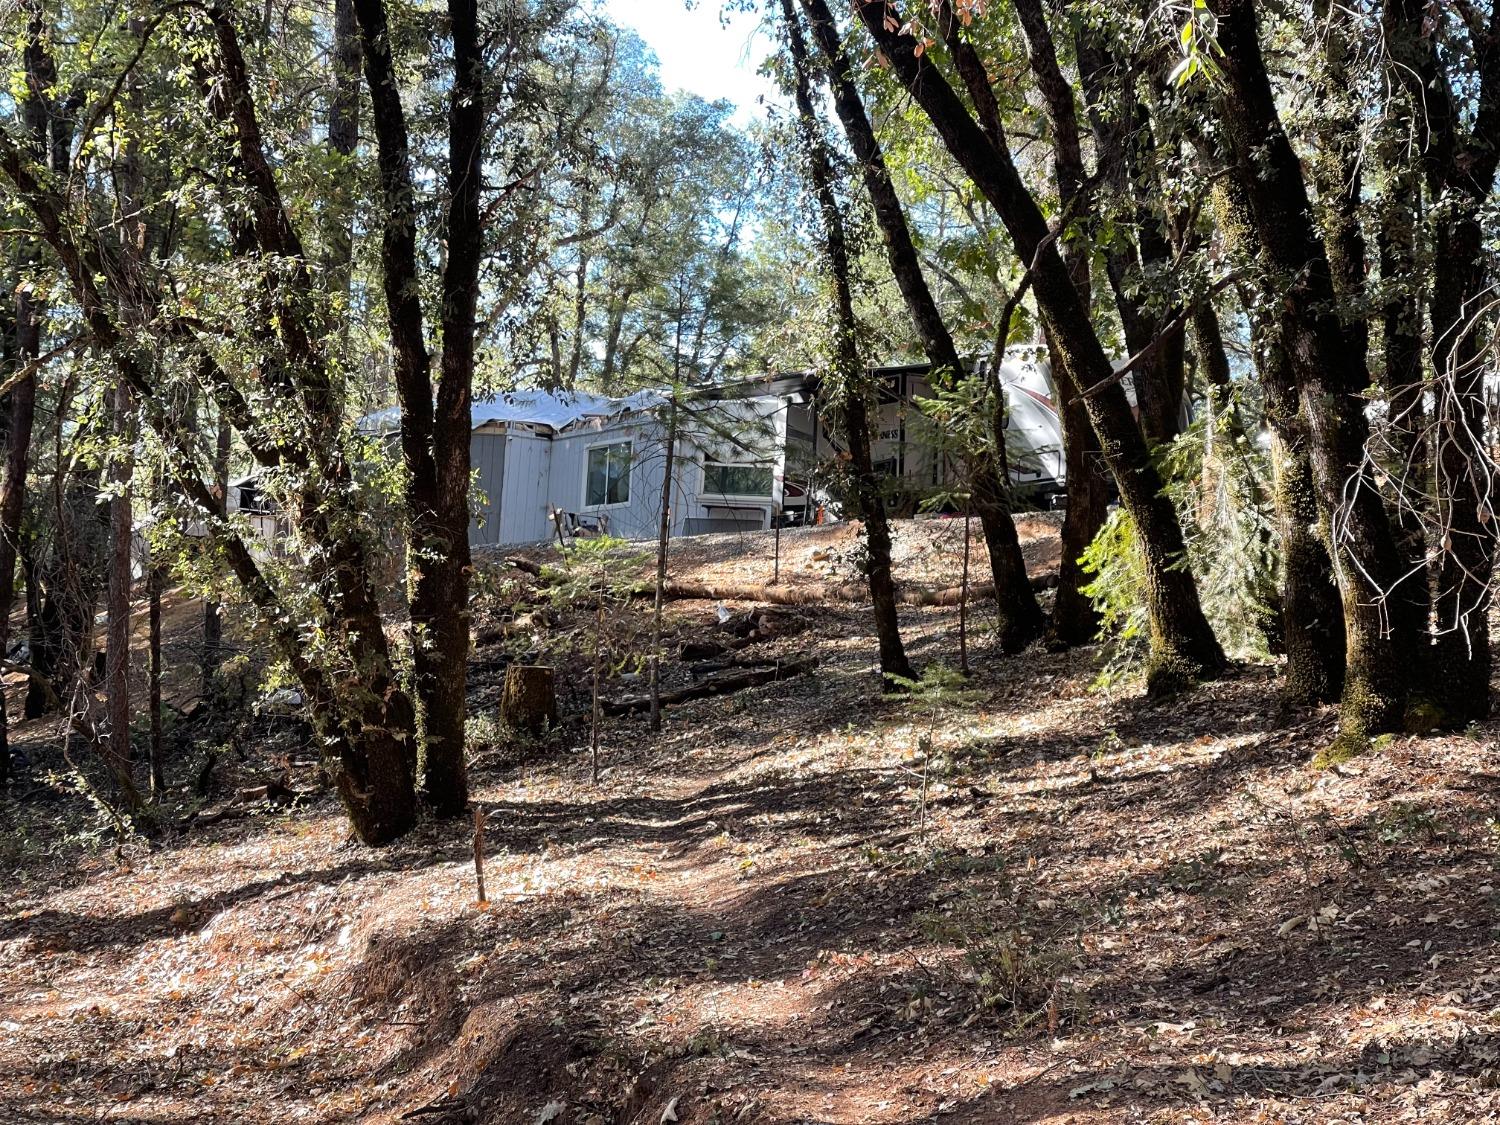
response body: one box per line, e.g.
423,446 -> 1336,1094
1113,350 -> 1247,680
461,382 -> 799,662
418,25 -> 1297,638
4,520 -> 1500,1124
500,512 -> 1065,594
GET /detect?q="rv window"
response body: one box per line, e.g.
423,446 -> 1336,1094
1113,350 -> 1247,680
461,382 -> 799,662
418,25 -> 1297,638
585,441 -> 632,507
703,462 -> 773,497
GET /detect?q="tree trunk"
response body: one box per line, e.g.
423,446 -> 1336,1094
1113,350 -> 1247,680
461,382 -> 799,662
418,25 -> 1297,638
800,0 -> 1042,653
0,12 -> 49,784
501,665 -> 556,734
1000,0 -> 1105,647
354,0 -> 476,815
1205,174 -> 1347,704
26,447 -> 109,719
1375,140 -> 1430,654
325,0 -> 359,326
16,21 -> 93,723
1050,355 -> 1108,646
650,395 -> 678,730
0,313 -> 17,791
202,406 -> 229,698
105,381 -> 137,805
1258,330 -> 1347,704
1427,210 -> 1494,723
784,0 -> 914,687
1382,0 -> 1500,726
1072,29 -> 1185,447
1192,300 -> 1233,393
862,2 -> 1223,689
1212,0 -> 1414,742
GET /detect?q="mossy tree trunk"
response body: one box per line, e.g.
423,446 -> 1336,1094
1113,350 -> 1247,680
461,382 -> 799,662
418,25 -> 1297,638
1384,0 -> 1500,727
501,665 -> 557,734
1212,0 -> 1418,744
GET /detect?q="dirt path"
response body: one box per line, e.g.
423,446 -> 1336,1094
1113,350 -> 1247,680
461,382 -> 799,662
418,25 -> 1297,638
5,588 -> 1500,1123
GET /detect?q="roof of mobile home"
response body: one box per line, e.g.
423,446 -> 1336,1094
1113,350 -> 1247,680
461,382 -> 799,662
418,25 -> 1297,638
360,387 -> 665,436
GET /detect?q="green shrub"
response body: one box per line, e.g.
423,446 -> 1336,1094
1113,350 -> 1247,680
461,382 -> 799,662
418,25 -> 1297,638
920,894 -> 1087,1034
1079,508 -> 1148,688
1081,388 -> 1279,686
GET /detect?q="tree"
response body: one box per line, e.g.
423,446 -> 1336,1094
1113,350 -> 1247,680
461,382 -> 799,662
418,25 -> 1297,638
0,2 -> 51,787
797,0 -> 1043,654
782,0 -> 914,687
0,7 -> 422,843
1381,0 -> 1500,724
1210,183 -> 1346,705
1206,0 -> 1423,746
854,0 -> 1225,692
353,0 -> 483,815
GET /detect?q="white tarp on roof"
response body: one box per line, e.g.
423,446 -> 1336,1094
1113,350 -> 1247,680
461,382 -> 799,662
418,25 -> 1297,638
361,387 -> 664,435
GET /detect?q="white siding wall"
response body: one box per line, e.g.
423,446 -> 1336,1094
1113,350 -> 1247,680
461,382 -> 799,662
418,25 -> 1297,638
470,432 -> 507,546
678,396 -> 785,532
495,430 -> 554,545
546,417 -> 674,542
467,398 -> 797,548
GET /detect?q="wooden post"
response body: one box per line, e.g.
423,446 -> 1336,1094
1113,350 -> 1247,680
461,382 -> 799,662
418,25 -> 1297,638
472,806 -> 487,906
772,506 -> 781,585
959,504 -> 971,676
148,558 -> 164,797
591,597 -> 603,783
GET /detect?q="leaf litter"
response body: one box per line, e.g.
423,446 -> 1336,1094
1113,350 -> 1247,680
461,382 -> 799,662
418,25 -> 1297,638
3,520 -> 1500,1122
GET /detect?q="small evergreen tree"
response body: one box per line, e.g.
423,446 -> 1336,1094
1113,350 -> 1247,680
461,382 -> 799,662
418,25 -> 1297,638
545,536 -> 650,783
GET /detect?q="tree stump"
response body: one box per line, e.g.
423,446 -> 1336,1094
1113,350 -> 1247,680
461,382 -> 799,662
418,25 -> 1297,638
500,665 -> 557,733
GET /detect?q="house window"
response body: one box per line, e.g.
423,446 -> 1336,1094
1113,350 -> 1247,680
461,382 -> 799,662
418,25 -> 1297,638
703,462 -> 774,497
585,441 -> 632,507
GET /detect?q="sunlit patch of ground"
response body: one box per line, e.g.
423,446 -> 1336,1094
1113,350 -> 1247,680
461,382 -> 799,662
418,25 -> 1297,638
5,537 -> 1500,1122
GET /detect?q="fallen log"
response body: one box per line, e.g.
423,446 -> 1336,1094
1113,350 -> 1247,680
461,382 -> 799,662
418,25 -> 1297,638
506,556 -> 546,578
658,573 -> 1055,607
687,651 -> 804,677
901,571 -> 1059,607
603,655 -> 818,715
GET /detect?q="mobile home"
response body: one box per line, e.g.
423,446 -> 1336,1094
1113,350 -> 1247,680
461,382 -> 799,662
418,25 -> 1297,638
233,353 -> 1070,549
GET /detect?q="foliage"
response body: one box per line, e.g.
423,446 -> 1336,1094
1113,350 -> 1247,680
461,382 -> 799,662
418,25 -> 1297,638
1083,387 -> 1278,687
920,891 -> 1087,1033
914,366 -> 1055,504
1080,507 -> 1149,688
1158,389 -> 1280,661
888,663 -> 981,837
544,536 -> 651,620
543,534 -> 649,781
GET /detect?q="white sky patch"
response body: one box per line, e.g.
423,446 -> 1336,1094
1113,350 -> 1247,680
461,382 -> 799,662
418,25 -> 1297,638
600,0 -> 780,122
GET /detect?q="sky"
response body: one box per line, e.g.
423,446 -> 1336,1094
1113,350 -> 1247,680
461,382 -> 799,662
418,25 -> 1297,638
600,0 -> 779,121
